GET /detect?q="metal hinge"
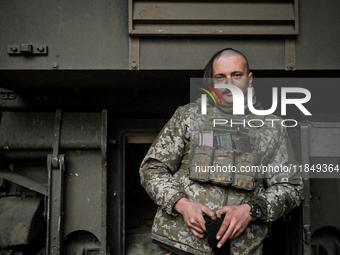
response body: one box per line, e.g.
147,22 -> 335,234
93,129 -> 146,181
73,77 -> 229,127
46,109 -> 65,255
303,224 -> 311,244
0,91 -> 17,100
7,44 -> 48,55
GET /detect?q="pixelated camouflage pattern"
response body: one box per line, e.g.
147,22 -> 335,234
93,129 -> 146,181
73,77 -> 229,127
190,145 -> 214,182
140,102 -> 304,255
209,147 -> 234,186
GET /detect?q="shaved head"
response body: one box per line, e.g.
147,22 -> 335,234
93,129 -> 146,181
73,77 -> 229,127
203,48 -> 250,78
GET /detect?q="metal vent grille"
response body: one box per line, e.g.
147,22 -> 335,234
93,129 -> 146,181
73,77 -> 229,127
129,0 -> 298,36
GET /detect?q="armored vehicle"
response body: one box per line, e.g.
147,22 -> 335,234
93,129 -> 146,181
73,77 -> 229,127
0,1 -> 339,254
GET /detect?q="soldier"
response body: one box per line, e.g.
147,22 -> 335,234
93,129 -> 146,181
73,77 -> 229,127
140,48 -> 304,255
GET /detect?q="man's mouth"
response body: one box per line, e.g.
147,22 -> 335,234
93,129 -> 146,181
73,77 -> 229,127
222,89 -> 232,96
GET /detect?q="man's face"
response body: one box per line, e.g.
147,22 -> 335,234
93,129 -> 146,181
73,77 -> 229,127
212,55 -> 253,104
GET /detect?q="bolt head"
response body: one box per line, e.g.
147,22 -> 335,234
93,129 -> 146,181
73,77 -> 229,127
131,61 -> 138,70
287,62 -> 294,70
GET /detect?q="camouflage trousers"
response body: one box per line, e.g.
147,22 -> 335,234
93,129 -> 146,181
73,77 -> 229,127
153,222 -> 268,255
229,223 -> 267,255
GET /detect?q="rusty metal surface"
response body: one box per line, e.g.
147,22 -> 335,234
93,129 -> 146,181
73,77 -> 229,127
0,196 -> 43,247
0,0 -> 339,70
285,38 -> 296,71
0,110 -> 108,254
7,45 -> 48,55
62,150 -> 105,243
46,154 -> 65,255
107,119 -> 167,255
299,121 -> 340,255
129,37 -> 140,70
0,0 -> 128,70
0,169 -> 48,196
130,1 -> 298,36
308,122 -> 340,157
0,112 -> 103,149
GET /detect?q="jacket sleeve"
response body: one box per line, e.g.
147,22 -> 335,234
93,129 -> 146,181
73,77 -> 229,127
251,122 -> 304,222
139,105 -> 191,216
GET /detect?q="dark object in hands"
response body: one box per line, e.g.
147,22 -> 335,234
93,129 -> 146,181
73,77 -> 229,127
204,214 -> 230,255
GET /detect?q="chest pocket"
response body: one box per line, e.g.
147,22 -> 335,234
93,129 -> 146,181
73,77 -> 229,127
188,145 -> 258,191
186,110 -> 265,191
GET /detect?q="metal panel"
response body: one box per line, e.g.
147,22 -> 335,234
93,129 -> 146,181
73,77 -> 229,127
0,110 -> 108,254
0,0 -> 128,70
107,119 -> 167,255
285,38 -> 296,71
133,3 -> 295,21
300,123 -> 311,255
46,154 -> 65,255
295,0 -> 340,69
0,169 -> 48,195
0,197 -> 43,247
308,122 -> 340,157
139,37 -> 285,69
129,0 -> 299,70
0,0 -> 339,70
300,121 -> 340,255
0,112 -> 103,149
130,1 -> 298,36
129,37 -> 140,70
62,150 -> 105,243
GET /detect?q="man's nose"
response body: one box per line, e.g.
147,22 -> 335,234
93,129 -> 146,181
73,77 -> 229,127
226,77 -> 233,85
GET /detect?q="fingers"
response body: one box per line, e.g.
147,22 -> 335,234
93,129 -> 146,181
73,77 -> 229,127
182,203 -> 251,245
187,217 -> 206,238
229,227 -> 243,240
190,228 -> 205,238
197,205 -> 214,232
215,207 -> 228,218
191,204 -> 216,233
221,221 -> 244,242
215,205 -> 251,248
216,213 -> 231,241
217,226 -> 233,248
179,200 -> 216,238
201,205 -> 216,220
197,216 -> 207,232
189,223 -> 205,235
214,205 -> 249,248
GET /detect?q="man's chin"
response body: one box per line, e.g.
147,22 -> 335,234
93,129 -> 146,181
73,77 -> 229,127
221,97 -> 233,104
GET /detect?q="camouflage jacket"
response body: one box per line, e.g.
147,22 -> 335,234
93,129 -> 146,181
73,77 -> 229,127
139,102 -> 304,255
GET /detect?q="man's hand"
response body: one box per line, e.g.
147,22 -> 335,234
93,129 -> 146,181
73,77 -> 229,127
174,198 -> 216,238
215,204 -> 253,248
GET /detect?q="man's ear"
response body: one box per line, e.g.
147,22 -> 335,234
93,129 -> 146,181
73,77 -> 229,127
248,72 -> 253,87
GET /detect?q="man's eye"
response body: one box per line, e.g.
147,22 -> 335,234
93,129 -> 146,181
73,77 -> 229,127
215,76 -> 224,80
234,74 -> 241,78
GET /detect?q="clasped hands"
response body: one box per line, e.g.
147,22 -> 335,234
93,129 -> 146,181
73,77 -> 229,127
174,198 -> 253,249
